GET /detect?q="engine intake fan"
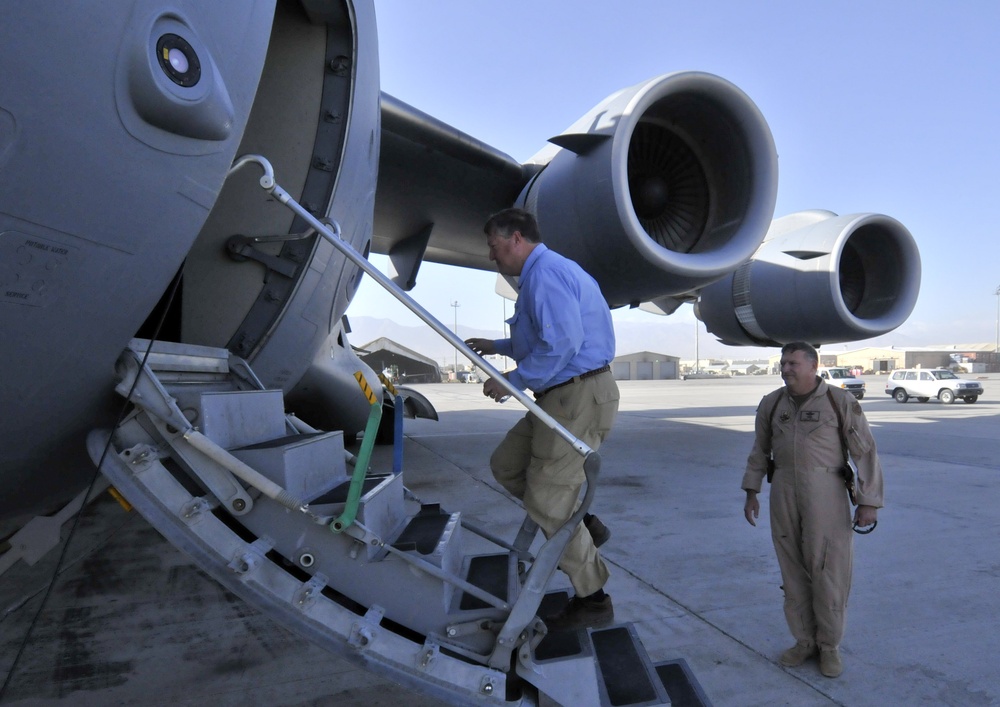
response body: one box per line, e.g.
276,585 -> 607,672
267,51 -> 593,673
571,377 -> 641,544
697,210 -> 921,346
517,71 -> 778,306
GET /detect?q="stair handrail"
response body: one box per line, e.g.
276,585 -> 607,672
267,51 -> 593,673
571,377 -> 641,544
229,154 -> 604,662
226,154 -> 599,466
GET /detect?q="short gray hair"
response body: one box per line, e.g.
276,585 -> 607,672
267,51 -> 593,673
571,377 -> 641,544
483,208 -> 541,243
780,341 -> 819,364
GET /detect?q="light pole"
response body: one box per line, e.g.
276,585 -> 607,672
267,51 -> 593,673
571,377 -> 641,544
694,319 -> 700,374
451,300 -> 460,378
994,285 -> 1000,355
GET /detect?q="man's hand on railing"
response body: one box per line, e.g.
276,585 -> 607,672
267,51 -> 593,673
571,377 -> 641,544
464,338 -> 496,356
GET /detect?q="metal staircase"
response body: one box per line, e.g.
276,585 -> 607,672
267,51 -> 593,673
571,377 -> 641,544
89,339 -> 703,705
87,155 -> 708,706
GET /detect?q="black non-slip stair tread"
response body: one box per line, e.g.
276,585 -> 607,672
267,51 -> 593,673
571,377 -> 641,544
654,659 -> 711,707
392,508 -> 452,554
592,626 -> 659,706
458,553 -> 509,610
311,475 -> 388,504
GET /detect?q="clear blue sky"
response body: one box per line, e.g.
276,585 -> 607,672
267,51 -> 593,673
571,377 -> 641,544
349,0 -> 1000,356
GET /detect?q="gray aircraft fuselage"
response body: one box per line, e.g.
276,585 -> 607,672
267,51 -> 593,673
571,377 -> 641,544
0,1 -> 380,523
0,0 -> 920,528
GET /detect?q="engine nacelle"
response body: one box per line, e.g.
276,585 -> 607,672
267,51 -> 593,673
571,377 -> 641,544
696,210 -> 921,346
516,72 -> 778,307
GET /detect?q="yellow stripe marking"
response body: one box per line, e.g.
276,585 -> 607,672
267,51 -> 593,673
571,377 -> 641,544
378,372 -> 398,397
354,370 -> 377,405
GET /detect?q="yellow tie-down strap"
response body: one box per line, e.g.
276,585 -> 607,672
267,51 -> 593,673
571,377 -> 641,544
354,370 -> 378,405
378,372 -> 398,397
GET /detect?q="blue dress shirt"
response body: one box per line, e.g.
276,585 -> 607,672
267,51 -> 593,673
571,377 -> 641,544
494,244 -> 615,392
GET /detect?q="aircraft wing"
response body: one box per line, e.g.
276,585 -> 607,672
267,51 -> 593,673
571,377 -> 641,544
374,79 -> 920,349
373,93 -> 529,281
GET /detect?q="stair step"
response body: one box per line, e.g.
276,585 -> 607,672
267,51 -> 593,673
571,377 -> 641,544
392,503 -> 454,554
312,475 -> 389,504
654,659 -> 711,707
128,337 -> 231,375
458,553 -> 513,611
312,473 -> 407,558
231,431 -> 346,503
385,504 -> 464,610
389,503 -> 462,568
591,624 -> 668,706
535,627 -> 586,663
196,389 -> 287,449
529,590 -> 579,660
530,603 -> 674,707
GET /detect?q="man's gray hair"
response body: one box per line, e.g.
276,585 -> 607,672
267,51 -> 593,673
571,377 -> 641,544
483,208 -> 541,243
780,341 -> 819,364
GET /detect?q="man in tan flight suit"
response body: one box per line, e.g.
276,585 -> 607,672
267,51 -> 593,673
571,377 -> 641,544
742,342 -> 883,678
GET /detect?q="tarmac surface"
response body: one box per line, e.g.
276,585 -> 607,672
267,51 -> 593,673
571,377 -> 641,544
2,373 -> 999,706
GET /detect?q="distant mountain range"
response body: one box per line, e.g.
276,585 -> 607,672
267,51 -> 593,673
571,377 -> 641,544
346,315 -> 771,364
344,314 -> 957,367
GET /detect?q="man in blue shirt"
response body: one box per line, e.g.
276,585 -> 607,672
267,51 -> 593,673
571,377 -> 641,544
466,208 -> 619,630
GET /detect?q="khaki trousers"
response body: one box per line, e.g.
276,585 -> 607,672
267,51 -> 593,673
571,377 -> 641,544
769,464 -> 854,649
490,372 -> 619,597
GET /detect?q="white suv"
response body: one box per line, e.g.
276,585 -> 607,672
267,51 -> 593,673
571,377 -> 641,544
818,367 -> 866,399
884,368 -> 984,404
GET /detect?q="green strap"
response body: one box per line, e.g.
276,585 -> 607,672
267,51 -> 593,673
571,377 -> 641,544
329,373 -> 384,533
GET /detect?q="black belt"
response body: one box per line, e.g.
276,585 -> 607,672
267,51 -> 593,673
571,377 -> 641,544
536,365 -> 611,398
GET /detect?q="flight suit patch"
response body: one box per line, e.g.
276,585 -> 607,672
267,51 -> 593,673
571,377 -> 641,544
852,401 -> 863,415
800,410 -> 820,422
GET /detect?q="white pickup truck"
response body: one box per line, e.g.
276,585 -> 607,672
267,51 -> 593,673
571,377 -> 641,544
818,366 -> 866,399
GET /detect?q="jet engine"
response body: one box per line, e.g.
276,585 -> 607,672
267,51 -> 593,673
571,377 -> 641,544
696,210 -> 921,346
516,72 -> 779,307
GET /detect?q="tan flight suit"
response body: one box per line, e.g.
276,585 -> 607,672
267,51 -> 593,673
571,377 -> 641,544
491,371 -> 619,597
742,379 -> 884,650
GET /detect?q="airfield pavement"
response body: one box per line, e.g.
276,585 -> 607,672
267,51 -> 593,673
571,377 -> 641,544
2,373 -> 999,706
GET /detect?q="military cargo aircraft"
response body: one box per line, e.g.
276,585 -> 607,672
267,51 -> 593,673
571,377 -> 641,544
0,1 -> 920,704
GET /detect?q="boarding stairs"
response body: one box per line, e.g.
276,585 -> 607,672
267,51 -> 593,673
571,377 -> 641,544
92,339 -> 710,705
89,155 -> 708,706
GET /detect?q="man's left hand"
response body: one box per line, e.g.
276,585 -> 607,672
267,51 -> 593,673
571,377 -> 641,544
465,338 -> 496,356
854,505 -> 878,528
482,376 -> 509,402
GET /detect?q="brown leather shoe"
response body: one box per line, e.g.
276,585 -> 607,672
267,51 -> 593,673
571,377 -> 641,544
819,648 -> 843,677
778,642 -> 816,667
544,594 -> 614,631
584,513 -> 611,548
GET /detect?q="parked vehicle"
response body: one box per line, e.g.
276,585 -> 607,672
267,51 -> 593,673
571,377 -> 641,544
884,368 -> 984,404
818,366 -> 866,399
